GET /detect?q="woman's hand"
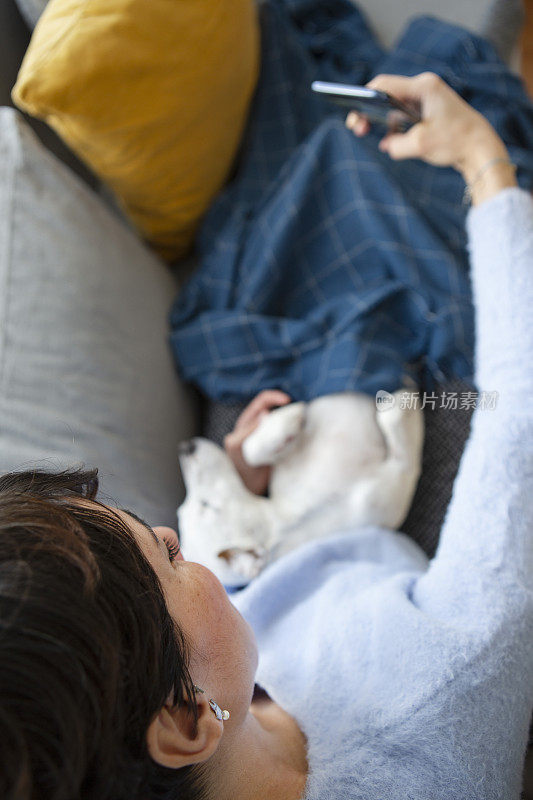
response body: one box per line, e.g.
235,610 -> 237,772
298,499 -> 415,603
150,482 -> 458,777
345,72 -> 517,205
224,390 -> 291,495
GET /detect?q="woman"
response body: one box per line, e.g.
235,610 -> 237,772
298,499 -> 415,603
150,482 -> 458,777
0,74 -> 531,800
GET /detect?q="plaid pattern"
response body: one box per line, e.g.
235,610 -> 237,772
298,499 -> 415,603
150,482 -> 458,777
169,0 -> 533,403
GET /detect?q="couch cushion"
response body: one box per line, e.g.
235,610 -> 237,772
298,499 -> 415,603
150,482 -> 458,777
12,0 -> 260,262
13,0 -> 47,29
0,107 -> 196,527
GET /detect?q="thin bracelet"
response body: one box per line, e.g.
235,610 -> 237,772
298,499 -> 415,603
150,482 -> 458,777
462,157 -> 516,205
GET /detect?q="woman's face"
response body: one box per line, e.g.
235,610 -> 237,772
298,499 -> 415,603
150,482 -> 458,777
112,507 -> 258,721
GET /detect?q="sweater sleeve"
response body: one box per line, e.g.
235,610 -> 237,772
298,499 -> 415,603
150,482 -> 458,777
413,187 -> 533,619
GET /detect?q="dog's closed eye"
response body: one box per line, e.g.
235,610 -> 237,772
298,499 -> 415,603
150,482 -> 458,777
200,499 -> 222,513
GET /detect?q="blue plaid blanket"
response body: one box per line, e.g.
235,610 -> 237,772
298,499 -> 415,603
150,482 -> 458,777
169,0 -> 533,402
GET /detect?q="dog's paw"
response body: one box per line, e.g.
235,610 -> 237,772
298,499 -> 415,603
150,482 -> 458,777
242,402 -> 306,466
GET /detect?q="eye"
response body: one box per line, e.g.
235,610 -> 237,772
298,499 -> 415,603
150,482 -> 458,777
200,500 -> 220,512
163,536 -> 181,564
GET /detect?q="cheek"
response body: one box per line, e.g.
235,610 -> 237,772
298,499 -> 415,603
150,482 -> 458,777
198,568 -> 259,678
190,562 -> 228,611
166,564 -> 232,644
166,563 -> 257,676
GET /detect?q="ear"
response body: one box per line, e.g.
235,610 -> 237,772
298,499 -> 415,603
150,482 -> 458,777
146,693 -> 224,769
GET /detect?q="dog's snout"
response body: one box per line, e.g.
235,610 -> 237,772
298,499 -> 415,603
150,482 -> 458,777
178,439 -> 196,456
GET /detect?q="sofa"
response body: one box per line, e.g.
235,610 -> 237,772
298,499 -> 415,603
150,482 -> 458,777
1,0 -> 532,794
0,0 -> 525,539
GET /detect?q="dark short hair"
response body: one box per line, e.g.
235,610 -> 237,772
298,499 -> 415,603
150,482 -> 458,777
0,467 -> 208,800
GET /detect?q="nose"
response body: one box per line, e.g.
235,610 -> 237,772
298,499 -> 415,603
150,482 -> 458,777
178,439 -> 196,456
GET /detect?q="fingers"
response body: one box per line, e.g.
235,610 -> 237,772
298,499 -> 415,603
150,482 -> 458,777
233,390 -> 291,431
225,390 -> 291,494
223,429 -> 242,452
378,125 -> 426,160
345,111 -> 370,136
367,71 -> 441,104
223,430 -> 272,495
224,426 -> 253,467
346,73 -> 442,145
347,113 -> 424,160
367,74 -> 441,161
225,391 -> 285,496
223,429 -> 247,465
347,72 -> 492,171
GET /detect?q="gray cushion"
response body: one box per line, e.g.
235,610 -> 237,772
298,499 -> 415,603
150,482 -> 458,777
0,107 -> 197,527
0,0 -> 98,190
13,0 -> 47,29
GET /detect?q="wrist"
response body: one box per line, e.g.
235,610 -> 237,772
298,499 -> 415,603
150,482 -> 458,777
467,162 -> 517,206
456,125 -> 508,184
456,123 -> 517,206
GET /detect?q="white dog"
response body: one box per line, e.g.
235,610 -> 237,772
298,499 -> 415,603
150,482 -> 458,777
177,389 -> 424,588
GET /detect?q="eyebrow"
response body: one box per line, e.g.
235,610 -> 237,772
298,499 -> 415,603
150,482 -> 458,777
118,507 -> 159,546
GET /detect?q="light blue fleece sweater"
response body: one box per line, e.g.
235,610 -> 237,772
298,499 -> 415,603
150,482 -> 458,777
232,188 -> 533,800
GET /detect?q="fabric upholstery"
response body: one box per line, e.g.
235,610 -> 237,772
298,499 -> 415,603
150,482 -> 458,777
0,107 -> 197,526
0,0 -> 96,190
14,0 -> 48,29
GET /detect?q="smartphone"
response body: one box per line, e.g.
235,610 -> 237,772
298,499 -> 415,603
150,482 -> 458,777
311,81 -> 421,131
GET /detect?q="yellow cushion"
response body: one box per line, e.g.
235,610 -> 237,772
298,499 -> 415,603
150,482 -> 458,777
13,0 -> 259,261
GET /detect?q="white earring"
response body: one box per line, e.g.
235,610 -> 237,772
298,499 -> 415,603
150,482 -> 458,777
194,685 -> 230,721
209,698 -> 231,721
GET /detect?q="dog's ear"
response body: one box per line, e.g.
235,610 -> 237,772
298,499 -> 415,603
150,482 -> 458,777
217,546 -> 268,582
